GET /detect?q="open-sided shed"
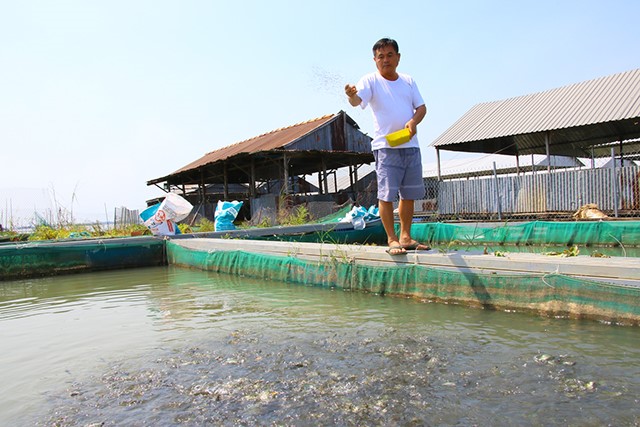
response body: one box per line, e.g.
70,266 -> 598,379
430,68 -> 640,178
146,110 -> 373,219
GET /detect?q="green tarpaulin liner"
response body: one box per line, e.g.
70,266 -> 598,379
408,220 -> 640,247
0,237 -> 165,280
167,241 -> 640,325
312,207 -> 640,248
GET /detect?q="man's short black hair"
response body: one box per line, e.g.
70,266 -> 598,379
373,38 -> 399,55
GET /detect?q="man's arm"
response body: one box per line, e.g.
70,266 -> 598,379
406,104 -> 427,136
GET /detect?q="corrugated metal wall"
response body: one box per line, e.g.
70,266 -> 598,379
429,166 -> 640,217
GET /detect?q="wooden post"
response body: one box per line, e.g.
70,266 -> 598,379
200,169 -> 205,206
349,164 -> 355,192
283,153 -> 290,195
321,157 -> 329,194
354,163 -> 359,192
250,158 -> 256,198
223,161 -> 229,200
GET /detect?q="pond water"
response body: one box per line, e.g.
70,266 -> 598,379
0,266 -> 638,426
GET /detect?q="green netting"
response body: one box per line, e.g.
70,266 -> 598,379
254,222 -> 387,245
409,221 -> 640,247
315,205 -> 353,223
0,238 -> 165,280
167,241 -> 640,325
236,205 -> 388,244
258,217 -> 640,248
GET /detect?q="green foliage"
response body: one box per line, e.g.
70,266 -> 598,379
24,217 -> 230,239
256,217 -> 274,228
196,217 -> 216,232
26,223 -> 153,241
29,225 -> 70,241
544,245 -> 580,257
112,224 -> 150,237
590,250 -> 610,258
278,204 -> 311,226
0,230 -> 28,242
178,223 -> 192,234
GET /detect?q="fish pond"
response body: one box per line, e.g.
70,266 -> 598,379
0,266 -> 638,426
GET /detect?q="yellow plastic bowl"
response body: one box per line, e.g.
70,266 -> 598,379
385,128 -> 412,147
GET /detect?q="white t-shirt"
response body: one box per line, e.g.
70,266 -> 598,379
356,72 -> 425,150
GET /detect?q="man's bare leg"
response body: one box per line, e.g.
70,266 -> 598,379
398,198 -> 430,250
398,198 -> 414,246
378,200 -> 405,254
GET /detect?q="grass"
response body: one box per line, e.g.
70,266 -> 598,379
278,204 -> 312,226
1,200 -> 313,241
25,222 -> 152,241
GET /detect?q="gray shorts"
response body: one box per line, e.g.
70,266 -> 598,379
374,147 -> 426,202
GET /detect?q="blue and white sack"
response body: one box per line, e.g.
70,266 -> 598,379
139,193 -> 193,236
214,200 -> 243,231
343,205 -> 379,230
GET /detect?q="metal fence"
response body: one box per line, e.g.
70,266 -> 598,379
113,207 -> 142,228
418,155 -> 640,221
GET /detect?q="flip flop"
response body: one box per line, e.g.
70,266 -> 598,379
402,241 -> 431,251
385,244 -> 407,256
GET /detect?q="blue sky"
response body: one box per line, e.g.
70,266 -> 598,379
2,0 -> 639,224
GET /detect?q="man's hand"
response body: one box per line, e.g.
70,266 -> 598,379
344,84 -> 357,97
405,120 -> 418,137
405,104 -> 427,136
344,84 -> 361,107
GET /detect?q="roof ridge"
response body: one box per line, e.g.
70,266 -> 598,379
477,68 -> 640,107
241,113 -> 335,142
431,68 -> 640,154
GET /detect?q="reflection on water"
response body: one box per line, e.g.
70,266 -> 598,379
0,266 -> 639,426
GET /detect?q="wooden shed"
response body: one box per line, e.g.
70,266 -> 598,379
147,110 -> 373,221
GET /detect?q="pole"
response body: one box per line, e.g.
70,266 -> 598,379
612,148 -> 619,218
493,162 -> 502,221
545,132 -> 551,174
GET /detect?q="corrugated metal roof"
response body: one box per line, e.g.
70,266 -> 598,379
173,112 -> 348,174
147,110 -> 373,186
431,68 -> 640,156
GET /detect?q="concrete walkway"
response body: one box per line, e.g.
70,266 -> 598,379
171,238 -> 640,288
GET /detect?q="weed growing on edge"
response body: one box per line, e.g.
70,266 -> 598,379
278,203 -> 312,226
26,223 -> 152,241
543,245 -> 580,257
